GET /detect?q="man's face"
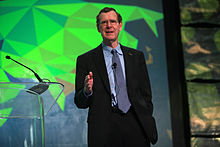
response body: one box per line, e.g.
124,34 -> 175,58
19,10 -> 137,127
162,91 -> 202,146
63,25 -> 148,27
97,11 -> 122,43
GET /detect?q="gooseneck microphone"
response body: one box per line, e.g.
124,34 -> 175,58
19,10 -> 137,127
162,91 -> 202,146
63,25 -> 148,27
6,56 -> 43,82
6,55 -> 49,95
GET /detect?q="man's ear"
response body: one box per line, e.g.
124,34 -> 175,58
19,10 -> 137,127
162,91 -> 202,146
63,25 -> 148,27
119,22 -> 123,31
97,24 -> 101,32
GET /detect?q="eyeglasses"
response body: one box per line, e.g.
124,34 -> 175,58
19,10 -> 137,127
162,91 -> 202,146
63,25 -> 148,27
99,20 -> 118,26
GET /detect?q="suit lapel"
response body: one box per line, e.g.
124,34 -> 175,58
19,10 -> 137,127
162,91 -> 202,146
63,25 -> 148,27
121,45 -> 133,97
92,44 -> 111,95
92,44 -> 133,96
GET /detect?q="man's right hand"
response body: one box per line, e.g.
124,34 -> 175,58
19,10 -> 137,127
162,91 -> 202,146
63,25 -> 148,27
83,72 -> 93,95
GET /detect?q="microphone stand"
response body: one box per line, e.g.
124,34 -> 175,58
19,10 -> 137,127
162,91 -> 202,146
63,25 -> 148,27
5,56 -> 49,95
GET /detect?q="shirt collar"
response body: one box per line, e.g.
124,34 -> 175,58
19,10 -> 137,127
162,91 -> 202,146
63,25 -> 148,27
102,42 -> 123,55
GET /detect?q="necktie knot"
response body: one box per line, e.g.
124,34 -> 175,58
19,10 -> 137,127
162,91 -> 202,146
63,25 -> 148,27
111,49 -> 117,55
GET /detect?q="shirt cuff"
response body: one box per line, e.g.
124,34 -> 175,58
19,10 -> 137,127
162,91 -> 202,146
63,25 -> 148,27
83,90 -> 93,98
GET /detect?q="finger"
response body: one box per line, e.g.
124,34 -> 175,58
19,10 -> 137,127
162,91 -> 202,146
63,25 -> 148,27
84,76 -> 89,83
89,72 -> 93,79
86,77 -> 93,85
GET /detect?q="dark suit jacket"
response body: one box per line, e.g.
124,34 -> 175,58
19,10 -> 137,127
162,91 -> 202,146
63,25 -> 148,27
74,44 -> 158,146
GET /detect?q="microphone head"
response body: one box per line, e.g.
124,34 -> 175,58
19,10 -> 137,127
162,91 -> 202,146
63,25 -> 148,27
112,63 -> 117,69
6,56 -> 11,59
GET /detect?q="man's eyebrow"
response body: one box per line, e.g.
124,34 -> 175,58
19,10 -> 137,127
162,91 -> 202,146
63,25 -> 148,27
101,19 -> 117,22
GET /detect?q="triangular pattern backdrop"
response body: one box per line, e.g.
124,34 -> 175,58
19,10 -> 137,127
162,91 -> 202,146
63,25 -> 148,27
0,0 -> 172,146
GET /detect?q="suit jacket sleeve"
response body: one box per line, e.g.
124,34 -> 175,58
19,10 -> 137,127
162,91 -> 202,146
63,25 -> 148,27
124,47 -> 157,144
139,51 -> 153,115
74,55 -> 92,109
137,51 -> 158,144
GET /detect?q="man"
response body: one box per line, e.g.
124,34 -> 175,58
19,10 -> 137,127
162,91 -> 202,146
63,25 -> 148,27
74,7 -> 158,147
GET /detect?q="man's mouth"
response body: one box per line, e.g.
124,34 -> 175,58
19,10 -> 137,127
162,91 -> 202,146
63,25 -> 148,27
106,31 -> 114,34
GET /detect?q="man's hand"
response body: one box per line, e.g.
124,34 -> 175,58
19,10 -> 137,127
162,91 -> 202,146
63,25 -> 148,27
84,72 -> 93,95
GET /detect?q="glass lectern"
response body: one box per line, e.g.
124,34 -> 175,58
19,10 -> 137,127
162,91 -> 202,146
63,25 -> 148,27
0,82 -> 64,147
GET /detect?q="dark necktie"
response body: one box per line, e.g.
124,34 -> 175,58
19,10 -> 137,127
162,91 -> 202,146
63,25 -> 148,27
111,49 -> 131,113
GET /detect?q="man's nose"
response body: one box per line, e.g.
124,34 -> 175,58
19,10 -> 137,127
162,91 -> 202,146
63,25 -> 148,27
106,21 -> 112,27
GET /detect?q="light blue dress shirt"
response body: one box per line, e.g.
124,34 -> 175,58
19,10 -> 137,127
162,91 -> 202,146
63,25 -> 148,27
84,43 -> 126,104
102,42 -> 126,106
